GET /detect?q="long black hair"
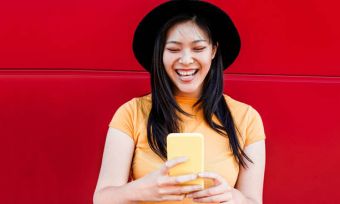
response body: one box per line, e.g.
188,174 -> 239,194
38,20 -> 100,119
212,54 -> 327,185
146,13 -> 252,168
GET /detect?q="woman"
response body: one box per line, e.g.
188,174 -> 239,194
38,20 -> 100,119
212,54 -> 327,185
94,1 -> 266,203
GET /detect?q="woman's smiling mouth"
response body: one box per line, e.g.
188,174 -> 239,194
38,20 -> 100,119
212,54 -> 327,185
175,69 -> 199,82
175,69 -> 199,76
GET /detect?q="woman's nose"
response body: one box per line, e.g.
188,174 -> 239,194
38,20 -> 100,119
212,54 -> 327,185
179,51 -> 194,65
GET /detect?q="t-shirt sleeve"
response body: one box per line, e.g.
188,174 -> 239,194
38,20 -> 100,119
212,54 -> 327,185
245,106 -> 266,147
108,99 -> 136,142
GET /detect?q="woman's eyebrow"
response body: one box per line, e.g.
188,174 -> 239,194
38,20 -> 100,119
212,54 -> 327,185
166,39 -> 207,44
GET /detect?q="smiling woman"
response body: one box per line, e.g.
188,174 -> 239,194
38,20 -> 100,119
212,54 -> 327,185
93,1 -> 266,204
163,20 -> 217,98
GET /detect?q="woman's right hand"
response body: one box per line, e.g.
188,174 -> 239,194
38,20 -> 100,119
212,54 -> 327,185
128,156 -> 204,202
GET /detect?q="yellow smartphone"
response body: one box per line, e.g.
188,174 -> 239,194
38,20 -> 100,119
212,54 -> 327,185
167,133 -> 205,187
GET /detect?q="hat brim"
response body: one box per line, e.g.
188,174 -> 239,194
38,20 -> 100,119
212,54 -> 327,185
133,0 -> 241,72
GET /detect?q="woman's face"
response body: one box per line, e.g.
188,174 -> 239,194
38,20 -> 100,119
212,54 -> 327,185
163,21 -> 217,98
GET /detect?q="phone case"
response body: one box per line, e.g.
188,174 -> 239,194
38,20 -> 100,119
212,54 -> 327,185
167,133 -> 205,187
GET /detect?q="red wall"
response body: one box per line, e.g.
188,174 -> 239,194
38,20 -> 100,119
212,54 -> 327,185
0,0 -> 339,203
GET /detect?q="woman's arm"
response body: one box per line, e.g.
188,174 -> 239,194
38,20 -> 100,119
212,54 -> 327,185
93,128 -> 135,204
234,140 -> 266,204
93,128 -> 203,204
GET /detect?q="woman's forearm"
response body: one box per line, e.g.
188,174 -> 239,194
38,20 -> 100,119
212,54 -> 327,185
93,182 -> 138,204
232,188 -> 261,204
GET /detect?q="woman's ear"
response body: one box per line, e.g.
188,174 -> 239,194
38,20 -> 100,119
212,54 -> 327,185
212,43 -> 218,60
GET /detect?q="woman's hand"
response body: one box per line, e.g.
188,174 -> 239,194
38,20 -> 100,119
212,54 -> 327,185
129,156 -> 204,202
186,172 -> 234,203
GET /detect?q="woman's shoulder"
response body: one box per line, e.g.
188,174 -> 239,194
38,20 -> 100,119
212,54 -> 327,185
223,94 -> 265,145
137,93 -> 152,103
223,94 -> 250,111
223,94 -> 261,119
119,93 -> 151,107
116,93 -> 152,116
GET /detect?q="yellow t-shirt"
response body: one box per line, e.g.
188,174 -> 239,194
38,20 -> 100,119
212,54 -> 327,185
109,94 -> 265,204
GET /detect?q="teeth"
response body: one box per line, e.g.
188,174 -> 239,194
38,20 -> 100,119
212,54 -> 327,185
177,70 -> 196,76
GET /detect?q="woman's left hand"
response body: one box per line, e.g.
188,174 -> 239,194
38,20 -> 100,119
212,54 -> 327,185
186,172 -> 234,203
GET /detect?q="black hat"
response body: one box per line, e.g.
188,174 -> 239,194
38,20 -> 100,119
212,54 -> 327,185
133,0 -> 241,72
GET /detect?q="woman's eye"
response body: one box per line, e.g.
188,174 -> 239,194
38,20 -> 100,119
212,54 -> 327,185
193,47 -> 206,51
166,48 -> 180,52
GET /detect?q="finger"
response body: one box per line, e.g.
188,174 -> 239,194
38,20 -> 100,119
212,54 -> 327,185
161,156 -> 188,173
198,172 -> 229,186
187,183 -> 231,199
158,173 -> 198,186
159,185 -> 203,195
198,172 -> 224,184
170,173 -> 198,185
192,192 -> 232,203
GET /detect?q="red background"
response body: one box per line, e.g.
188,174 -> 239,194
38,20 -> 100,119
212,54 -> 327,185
0,0 -> 339,203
